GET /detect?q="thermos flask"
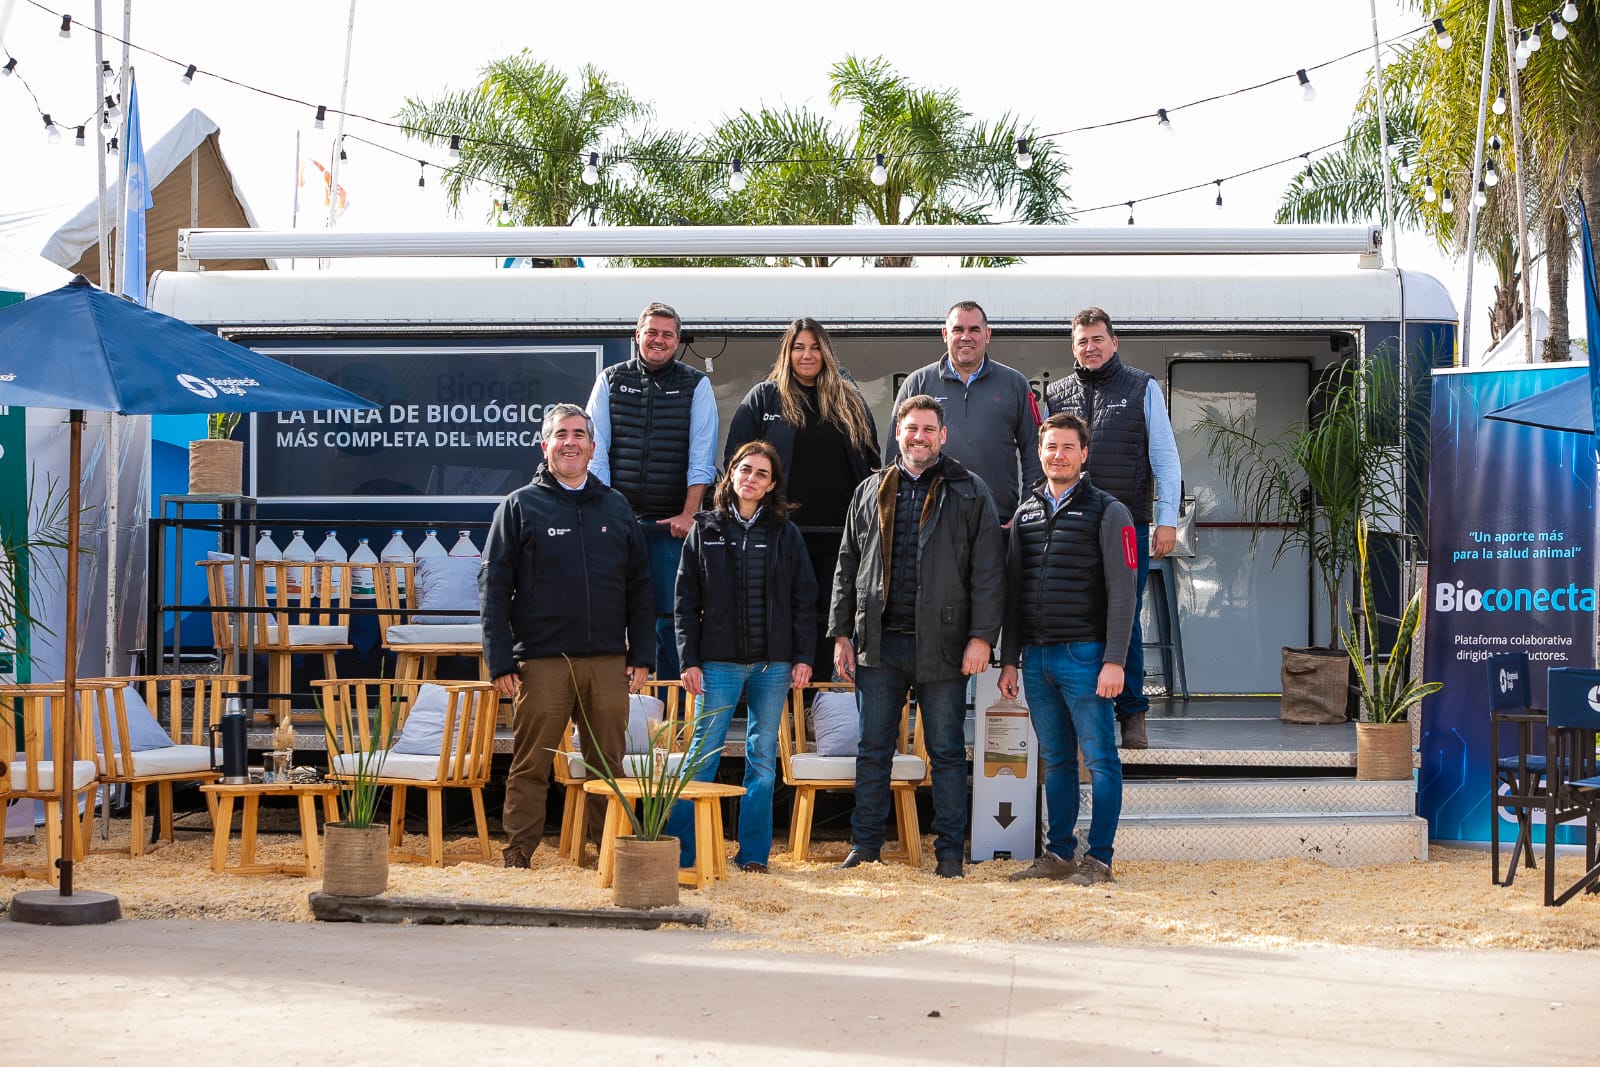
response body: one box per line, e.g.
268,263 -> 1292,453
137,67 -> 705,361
209,710 -> 251,784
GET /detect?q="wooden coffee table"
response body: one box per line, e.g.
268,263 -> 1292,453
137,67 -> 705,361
582,779 -> 745,890
201,781 -> 341,877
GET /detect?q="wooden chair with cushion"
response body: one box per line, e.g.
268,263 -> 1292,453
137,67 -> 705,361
253,560 -> 353,722
83,672 -> 247,856
779,681 -> 927,867
0,683 -> 103,883
374,561 -> 488,684
553,680 -> 688,863
316,678 -> 499,866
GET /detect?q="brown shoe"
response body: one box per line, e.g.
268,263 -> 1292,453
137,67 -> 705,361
739,862 -> 768,874
1119,712 -> 1149,749
1066,855 -> 1114,886
1008,851 -> 1077,881
503,846 -> 531,869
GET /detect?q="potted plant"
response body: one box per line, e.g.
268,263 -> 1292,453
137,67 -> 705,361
1342,521 -> 1441,780
320,692 -> 394,897
1198,356 -> 1412,724
569,667 -> 725,908
189,412 -> 243,495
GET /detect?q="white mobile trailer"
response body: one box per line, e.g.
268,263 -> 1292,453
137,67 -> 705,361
148,260 -> 1456,694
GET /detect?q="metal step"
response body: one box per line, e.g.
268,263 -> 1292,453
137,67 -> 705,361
1095,814 -> 1428,866
1085,777 -> 1415,819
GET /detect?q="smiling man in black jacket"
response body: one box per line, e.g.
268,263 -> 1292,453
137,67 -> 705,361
480,403 -> 655,868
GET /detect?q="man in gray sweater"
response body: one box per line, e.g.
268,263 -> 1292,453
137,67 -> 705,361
887,301 -> 1041,519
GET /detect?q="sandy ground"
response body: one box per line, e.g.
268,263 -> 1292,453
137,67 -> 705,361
3,818 -> 1597,953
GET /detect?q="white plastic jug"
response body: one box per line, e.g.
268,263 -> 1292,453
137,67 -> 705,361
349,538 -> 378,601
315,531 -> 348,596
415,529 -> 448,560
255,530 -> 281,596
281,530 -> 314,596
449,530 -> 480,558
380,530 -> 413,594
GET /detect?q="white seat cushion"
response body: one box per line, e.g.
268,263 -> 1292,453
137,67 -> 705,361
263,622 -> 348,645
9,760 -> 98,792
331,750 -> 444,782
560,750 -> 686,780
788,752 -> 926,782
127,745 -> 215,776
385,623 -> 483,645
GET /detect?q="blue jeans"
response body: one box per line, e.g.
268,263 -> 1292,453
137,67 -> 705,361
642,523 -> 683,680
664,661 -> 791,867
1116,523 -> 1150,721
853,632 -> 969,860
1021,642 -> 1122,866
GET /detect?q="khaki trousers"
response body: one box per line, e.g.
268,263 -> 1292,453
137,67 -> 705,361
501,655 -> 629,856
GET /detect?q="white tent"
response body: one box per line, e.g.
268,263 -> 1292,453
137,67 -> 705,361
0,238 -> 72,298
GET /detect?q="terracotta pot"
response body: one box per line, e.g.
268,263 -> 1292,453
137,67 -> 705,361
613,835 -> 680,909
322,822 -> 389,897
188,438 -> 243,496
1356,721 -> 1413,781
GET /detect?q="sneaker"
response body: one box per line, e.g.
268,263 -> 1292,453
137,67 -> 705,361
503,846 -> 531,869
1119,712 -> 1149,749
1008,851 -> 1078,882
935,855 -> 965,879
1066,855 -> 1114,886
739,861 -> 768,874
838,847 -> 883,869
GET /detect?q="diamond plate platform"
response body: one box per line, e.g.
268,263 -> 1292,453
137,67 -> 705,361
1101,778 -> 1416,818
1100,814 -> 1429,866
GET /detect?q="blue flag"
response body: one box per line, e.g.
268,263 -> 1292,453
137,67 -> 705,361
1584,203 -> 1600,460
119,72 -> 153,306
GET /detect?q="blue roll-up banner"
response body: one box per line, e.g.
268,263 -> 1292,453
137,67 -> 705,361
1421,364 -> 1596,843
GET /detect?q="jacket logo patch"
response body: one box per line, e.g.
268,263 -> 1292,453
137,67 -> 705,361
763,412 -> 784,421
1018,504 -> 1046,524
617,384 -> 642,394
547,527 -> 572,537
1120,526 -> 1138,569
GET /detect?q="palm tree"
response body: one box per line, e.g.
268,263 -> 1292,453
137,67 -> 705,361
397,54 -> 648,266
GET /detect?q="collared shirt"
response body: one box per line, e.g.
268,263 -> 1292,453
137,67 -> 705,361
941,353 -> 989,387
1141,379 -> 1182,528
584,371 -> 719,490
1043,475 -> 1083,514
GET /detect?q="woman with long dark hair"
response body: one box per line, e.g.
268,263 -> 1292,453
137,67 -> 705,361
667,440 -> 817,872
723,319 -> 878,676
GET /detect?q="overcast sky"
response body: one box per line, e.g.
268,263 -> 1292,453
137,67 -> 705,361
0,0 -> 1552,351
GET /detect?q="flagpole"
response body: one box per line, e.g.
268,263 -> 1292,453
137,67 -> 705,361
323,0 -> 357,270
92,1 -> 110,290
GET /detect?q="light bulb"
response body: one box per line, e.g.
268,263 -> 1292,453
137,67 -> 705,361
1214,181 -> 1223,210
417,162 -> 426,188
1432,18 -> 1453,50
1442,188 -> 1454,214
1126,201 -> 1135,226
1156,108 -> 1172,132
1484,159 -> 1499,187
1529,22 -> 1543,50
1562,1 -> 1578,22
870,152 -> 887,186
447,135 -> 461,162
1301,165 -> 1314,191
1014,137 -> 1033,171
729,158 -> 747,192
182,63 -> 196,84
74,125 -> 85,148
1423,176 -> 1436,203
1490,134 -> 1503,152
1,58 -> 15,77
313,105 -> 327,130
1552,20 -> 1569,40
99,110 -> 113,134
58,14 -> 71,38
1296,69 -> 1316,102
43,114 -> 60,144
1516,49 -> 1529,70
1492,88 -> 1507,116
1474,182 -> 1487,208
497,202 -> 512,225
107,135 -> 118,155
1515,31 -> 1530,63
100,60 -> 115,86
105,95 -> 121,123
581,151 -> 600,186
1398,156 -> 1413,183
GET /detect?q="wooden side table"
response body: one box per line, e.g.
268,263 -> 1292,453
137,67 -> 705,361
201,781 -> 341,877
582,779 -> 746,890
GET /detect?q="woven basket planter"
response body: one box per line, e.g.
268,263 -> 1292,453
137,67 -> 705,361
188,438 -> 242,496
322,822 -> 389,897
1356,721 -> 1413,781
613,836 -> 680,909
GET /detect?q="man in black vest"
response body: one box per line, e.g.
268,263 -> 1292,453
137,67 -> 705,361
830,395 -> 1005,879
999,413 -> 1137,886
586,301 -> 718,679
1044,307 -> 1181,749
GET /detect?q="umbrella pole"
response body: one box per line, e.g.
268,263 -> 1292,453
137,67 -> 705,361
10,411 -> 120,924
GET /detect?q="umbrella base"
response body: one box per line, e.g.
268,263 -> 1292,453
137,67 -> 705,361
9,889 -> 122,926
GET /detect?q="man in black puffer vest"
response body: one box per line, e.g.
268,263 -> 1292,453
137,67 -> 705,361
1044,307 -> 1181,749
830,395 -> 1005,879
586,302 -> 718,680
1000,413 -> 1137,887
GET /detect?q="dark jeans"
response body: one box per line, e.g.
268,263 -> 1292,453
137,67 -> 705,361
1116,522 -> 1150,721
852,632 -> 969,860
642,522 -> 683,679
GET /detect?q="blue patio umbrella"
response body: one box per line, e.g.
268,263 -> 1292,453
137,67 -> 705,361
0,275 -> 377,924
1484,375 -> 1595,436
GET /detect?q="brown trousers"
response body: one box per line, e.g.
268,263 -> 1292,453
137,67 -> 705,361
502,655 -> 629,856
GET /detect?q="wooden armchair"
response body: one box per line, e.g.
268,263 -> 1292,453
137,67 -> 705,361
83,673 -> 246,856
316,678 -> 499,866
0,683 -> 103,883
779,681 -> 927,867
374,561 -> 488,684
553,680 -> 689,863
253,560 -> 353,722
